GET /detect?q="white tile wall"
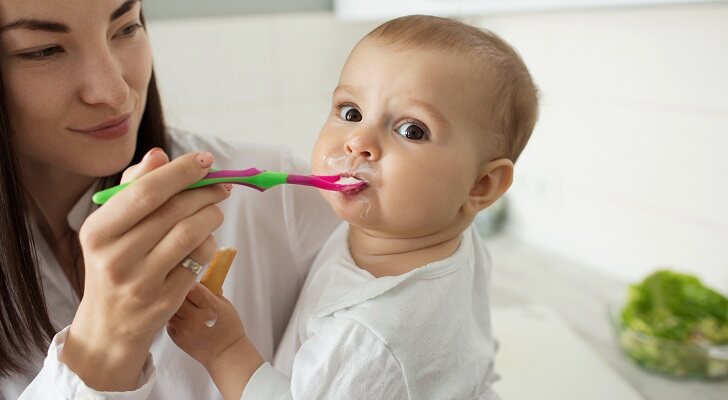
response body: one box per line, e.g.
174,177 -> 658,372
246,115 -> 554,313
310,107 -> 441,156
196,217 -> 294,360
478,3 -> 728,293
146,5 -> 728,293
147,13 -> 376,157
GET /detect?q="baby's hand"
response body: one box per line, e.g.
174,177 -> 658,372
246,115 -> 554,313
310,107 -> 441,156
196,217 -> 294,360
167,283 -> 245,369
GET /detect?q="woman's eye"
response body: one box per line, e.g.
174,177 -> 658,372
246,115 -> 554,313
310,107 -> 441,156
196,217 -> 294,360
338,105 -> 362,122
18,46 -> 64,60
116,23 -> 143,38
395,122 -> 428,141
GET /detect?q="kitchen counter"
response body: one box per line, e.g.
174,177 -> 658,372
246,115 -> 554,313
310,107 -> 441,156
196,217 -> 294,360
485,234 -> 728,400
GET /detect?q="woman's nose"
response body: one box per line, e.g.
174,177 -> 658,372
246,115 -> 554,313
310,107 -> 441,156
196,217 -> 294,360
78,50 -> 129,108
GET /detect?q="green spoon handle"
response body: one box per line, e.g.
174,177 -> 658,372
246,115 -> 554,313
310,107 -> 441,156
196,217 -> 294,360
91,169 -> 288,205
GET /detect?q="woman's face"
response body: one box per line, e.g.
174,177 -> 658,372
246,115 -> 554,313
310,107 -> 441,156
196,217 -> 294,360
0,0 -> 152,179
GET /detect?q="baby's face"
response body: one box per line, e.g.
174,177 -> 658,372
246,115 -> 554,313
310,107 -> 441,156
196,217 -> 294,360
312,38 -> 492,237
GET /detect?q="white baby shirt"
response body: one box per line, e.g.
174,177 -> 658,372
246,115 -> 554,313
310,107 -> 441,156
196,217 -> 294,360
246,223 -> 501,399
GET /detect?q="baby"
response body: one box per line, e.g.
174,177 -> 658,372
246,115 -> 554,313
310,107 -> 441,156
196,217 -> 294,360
168,15 -> 538,399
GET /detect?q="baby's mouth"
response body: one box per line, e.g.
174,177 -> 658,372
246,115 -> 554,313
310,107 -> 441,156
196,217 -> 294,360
336,173 -> 368,195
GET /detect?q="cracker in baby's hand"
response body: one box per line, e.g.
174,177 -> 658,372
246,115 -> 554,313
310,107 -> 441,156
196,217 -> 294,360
200,248 -> 237,296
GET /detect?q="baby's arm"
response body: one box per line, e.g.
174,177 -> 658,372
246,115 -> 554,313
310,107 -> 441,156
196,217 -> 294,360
167,283 -> 263,400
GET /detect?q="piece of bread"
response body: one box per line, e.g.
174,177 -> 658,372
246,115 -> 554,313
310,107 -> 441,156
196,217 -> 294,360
200,247 -> 237,296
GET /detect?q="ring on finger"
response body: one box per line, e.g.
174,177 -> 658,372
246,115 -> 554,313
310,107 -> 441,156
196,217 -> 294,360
180,257 -> 204,276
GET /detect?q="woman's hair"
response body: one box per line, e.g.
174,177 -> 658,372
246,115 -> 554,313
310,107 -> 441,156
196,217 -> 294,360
0,12 -> 167,377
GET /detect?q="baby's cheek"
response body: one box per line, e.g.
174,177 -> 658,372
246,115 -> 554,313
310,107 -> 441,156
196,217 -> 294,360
310,150 -> 328,175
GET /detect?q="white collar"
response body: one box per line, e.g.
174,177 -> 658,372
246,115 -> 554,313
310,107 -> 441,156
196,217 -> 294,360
313,226 -> 472,318
66,182 -> 100,233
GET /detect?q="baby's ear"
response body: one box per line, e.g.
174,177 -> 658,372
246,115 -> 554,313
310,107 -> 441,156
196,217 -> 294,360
463,158 -> 514,215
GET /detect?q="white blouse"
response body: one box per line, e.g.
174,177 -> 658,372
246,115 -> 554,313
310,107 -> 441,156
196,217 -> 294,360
1,130 -> 340,400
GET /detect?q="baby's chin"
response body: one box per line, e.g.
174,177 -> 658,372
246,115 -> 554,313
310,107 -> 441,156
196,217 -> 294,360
345,219 -> 445,241
324,192 -> 374,221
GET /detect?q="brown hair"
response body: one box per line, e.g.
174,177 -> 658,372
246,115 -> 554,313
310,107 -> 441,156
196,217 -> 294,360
367,15 -> 539,162
0,12 -> 167,377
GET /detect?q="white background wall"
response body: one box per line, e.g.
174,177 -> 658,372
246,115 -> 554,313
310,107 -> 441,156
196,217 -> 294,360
147,14 -> 373,155
478,4 -> 728,293
146,3 -> 728,293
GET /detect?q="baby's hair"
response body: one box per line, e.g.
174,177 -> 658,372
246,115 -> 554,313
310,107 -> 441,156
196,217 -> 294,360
366,15 -> 539,162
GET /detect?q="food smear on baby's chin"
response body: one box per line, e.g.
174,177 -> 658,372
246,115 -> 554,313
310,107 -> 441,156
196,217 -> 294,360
335,179 -> 373,219
351,193 -> 373,219
360,199 -> 373,218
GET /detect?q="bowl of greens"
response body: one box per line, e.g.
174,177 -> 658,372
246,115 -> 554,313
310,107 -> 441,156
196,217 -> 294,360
610,270 -> 728,379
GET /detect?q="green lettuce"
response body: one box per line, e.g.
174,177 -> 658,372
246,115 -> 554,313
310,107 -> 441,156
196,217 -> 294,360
619,270 -> 728,378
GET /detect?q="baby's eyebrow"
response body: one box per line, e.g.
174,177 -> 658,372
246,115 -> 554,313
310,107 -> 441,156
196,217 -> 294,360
333,84 -> 358,97
409,98 -> 450,128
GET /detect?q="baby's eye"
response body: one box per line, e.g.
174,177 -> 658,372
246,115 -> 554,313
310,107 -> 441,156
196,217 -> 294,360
395,122 -> 428,141
337,105 -> 362,122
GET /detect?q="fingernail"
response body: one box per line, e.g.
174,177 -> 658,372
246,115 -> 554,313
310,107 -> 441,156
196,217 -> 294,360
195,152 -> 213,168
142,147 -> 161,162
222,183 -> 233,192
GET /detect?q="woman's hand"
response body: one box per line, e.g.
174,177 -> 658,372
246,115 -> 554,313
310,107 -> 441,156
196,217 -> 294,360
60,148 -> 231,391
168,283 -> 263,400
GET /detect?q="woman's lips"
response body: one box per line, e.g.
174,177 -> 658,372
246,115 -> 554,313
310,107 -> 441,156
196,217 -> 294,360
71,114 -> 131,139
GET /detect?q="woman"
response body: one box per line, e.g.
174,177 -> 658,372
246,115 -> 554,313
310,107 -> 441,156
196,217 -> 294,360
0,1 -> 338,398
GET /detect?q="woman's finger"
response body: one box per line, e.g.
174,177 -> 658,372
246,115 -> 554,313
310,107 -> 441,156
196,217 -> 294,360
185,235 -> 219,271
112,184 -> 229,258
142,204 -> 223,285
84,152 -> 214,244
152,236 -> 216,312
167,234 -> 218,285
121,147 -> 170,184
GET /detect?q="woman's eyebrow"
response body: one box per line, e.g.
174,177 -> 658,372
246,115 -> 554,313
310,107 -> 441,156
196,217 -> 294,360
0,0 -> 141,34
0,20 -> 69,34
111,0 -> 141,22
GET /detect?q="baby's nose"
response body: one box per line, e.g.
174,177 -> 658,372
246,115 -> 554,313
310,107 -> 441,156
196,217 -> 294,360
344,135 -> 378,160
345,143 -> 372,158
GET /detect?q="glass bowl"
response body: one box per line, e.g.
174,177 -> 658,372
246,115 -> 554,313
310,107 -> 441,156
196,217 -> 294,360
608,303 -> 728,380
